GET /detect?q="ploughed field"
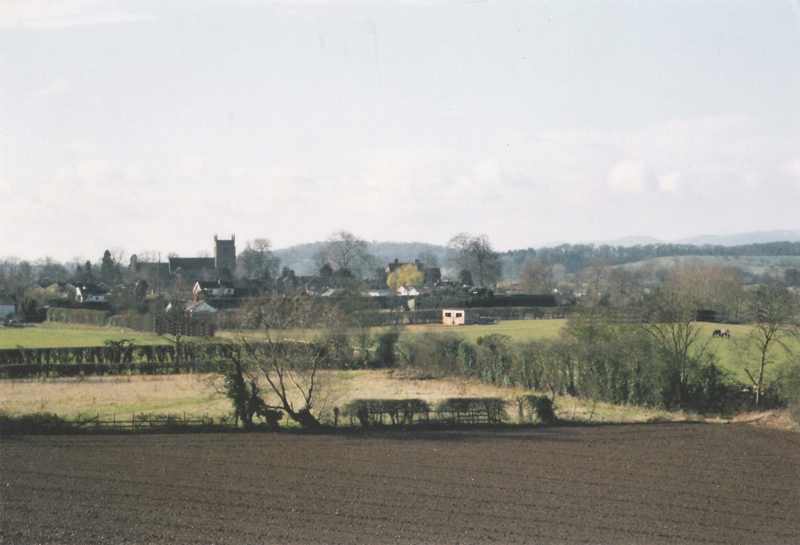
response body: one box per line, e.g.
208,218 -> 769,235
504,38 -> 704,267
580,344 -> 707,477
3,424 -> 799,544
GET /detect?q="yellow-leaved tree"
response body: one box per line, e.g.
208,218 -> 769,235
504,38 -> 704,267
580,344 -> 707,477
387,264 -> 424,291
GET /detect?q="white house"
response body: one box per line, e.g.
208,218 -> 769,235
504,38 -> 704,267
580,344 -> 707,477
74,284 -> 110,304
397,286 -> 421,297
168,300 -> 218,316
367,289 -> 390,297
193,281 -> 234,298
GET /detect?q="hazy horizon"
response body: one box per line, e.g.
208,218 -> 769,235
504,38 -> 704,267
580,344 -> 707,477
3,0 -> 799,263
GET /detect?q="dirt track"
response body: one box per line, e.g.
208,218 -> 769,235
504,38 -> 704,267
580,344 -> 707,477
3,423 -> 799,544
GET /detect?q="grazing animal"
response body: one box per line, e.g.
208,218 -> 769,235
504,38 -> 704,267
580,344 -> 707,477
712,329 -> 722,338
713,329 -> 730,339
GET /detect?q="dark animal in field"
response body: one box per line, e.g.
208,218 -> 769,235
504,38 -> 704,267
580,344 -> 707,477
712,329 -> 730,339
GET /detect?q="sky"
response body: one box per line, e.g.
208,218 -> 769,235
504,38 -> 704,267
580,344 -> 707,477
2,0 -> 800,264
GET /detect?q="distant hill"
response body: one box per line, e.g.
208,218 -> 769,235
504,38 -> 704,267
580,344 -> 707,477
273,231 -> 800,279
589,230 -> 800,247
674,230 -> 800,246
600,236 -> 662,246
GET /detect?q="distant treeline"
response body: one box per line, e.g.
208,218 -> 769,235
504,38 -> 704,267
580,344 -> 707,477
502,241 -> 800,276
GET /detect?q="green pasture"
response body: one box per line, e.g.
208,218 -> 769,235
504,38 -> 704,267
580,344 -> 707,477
220,319 -> 568,345
398,319 -> 567,342
696,322 -> 800,384
0,324 -> 173,349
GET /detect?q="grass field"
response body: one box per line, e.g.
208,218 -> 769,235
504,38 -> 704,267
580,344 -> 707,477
215,319 -> 568,345
0,323 -> 173,349
396,319 -> 566,342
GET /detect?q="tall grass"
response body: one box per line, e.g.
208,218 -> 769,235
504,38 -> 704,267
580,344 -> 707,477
0,374 -> 229,419
0,370 -> 685,425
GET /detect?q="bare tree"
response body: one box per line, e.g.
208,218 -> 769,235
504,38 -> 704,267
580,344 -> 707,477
237,295 -> 346,428
640,270 -> 714,408
668,263 -> 746,322
582,258 -> 610,305
36,257 -> 70,285
739,284 -> 800,406
316,230 -> 371,278
447,232 -> 473,283
605,266 -> 645,307
520,258 -> 555,294
418,249 -> 440,269
447,233 -> 502,287
237,238 -> 280,283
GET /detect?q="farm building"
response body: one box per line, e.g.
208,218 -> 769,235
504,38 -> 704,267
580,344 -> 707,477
442,309 -> 480,326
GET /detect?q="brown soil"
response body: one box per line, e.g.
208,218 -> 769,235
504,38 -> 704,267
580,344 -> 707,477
3,423 -> 799,544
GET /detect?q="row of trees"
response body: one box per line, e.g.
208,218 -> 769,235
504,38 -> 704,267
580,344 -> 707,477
1,252 -> 122,288
309,230 -> 503,289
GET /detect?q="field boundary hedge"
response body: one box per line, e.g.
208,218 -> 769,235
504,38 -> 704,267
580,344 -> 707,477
342,397 -> 510,427
0,342 -> 240,378
2,397 -> 533,435
0,413 -> 223,435
46,308 -> 110,326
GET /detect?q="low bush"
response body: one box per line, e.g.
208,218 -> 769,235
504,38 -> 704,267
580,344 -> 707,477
1,413 -> 73,434
436,397 -> 507,424
529,395 -> 556,424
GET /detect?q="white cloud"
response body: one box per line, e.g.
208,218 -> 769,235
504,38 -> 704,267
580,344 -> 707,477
607,160 -> 657,195
54,159 -> 135,193
174,156 -> 208,181
2,1 -> 152,30
65,138 -> 95,155
37,78 -> 70,96
473,159 -> 501,189
784,159 -> 800,187
657,172 -> 681,194
512,114 -> 800,202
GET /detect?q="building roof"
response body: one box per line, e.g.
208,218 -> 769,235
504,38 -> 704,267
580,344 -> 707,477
186,301 -> 218,314
168,257 -> 215,274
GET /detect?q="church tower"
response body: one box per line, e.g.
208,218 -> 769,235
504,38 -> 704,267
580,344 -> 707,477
214,234 -> 236,275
